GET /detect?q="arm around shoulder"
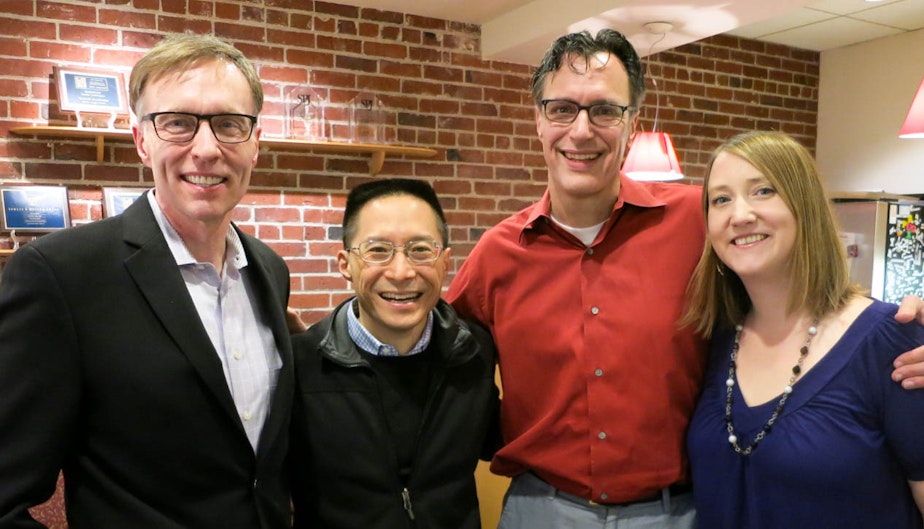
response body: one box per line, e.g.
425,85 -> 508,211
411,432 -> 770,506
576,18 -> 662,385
463,319 -> 502,461
892,295 -> 924,389
892,346 -> 924,390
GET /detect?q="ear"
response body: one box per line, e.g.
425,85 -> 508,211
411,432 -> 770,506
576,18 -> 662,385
132,122 -> 152,167
441,246 -> 453,268
439,247 -> 454,285
624,112 -> 640,156
625,111 -> 639,141
629,111 -> 639,133
535,106 -> 542,137
250,126 -> 261,168
337,249 -> 353,282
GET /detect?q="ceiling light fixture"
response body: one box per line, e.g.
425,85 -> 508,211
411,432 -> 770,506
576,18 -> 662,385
899,75 -> 924,139
622,21 -> 684,181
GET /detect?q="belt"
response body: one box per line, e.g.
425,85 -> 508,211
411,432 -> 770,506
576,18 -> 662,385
557,482 -> 692,510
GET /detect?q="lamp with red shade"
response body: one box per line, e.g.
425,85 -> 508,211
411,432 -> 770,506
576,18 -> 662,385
899,75 -> 924,139
622,130 -> 684,180
622,21 -> 684,181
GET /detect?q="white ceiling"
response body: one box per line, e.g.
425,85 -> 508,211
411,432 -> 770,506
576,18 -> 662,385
329,0 -> 924,64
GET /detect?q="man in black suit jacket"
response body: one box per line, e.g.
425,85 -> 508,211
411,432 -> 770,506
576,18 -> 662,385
0,34 -> 293,529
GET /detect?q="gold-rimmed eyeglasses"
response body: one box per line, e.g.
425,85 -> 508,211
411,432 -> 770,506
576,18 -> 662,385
348,239 -> 443,265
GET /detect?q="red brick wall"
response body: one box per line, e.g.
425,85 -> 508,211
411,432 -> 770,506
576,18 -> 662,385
0,1 -> 819,325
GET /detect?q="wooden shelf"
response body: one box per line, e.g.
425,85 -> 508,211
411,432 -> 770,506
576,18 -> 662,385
11,126 -> 131,164
10,126 -> 438,175
260,137 -> 437,175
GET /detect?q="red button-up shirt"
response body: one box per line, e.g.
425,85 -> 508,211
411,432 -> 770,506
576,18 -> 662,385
446,175 -> 708,503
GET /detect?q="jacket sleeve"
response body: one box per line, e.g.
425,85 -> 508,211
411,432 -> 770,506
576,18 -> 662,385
466,320 -> 503,461
481,374 -> 503,462
0,246 -> 81,529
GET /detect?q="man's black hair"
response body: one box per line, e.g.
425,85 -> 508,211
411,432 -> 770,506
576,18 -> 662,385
342,178 -> 449,246
530,28 -> 646,109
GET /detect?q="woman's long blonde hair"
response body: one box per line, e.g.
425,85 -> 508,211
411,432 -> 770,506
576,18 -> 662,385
680,131 -> 861,337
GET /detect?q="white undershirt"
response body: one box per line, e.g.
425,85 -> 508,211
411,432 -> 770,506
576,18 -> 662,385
550,214 -> 606,247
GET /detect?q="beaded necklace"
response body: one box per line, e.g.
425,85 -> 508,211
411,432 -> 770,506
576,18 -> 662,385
724,318 -> 819,455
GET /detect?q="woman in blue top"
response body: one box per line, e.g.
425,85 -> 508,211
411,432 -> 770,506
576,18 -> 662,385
682,131 -> 924,528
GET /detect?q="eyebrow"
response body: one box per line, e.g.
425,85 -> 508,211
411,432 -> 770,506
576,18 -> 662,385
546,97 -> 627,106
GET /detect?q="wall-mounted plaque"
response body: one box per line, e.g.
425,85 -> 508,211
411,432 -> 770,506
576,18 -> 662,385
103,187 -> 145,218
54,66 -> 129,127
0,186 -> 71,232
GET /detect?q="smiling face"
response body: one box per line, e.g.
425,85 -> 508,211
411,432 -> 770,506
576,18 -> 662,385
131,59 -> 260,236
535,52 -> 636,219
706,151 -> 797,285
338,194 -> 451,351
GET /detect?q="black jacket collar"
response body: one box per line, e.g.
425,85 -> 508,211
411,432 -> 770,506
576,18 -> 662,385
317,298 -> 480,369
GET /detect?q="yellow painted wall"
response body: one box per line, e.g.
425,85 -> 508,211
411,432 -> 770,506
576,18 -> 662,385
476,461 -> 509,529
477,365 -> 509,528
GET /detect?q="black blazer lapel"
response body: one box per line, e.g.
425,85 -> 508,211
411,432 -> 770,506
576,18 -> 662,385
119,195 -> 244,432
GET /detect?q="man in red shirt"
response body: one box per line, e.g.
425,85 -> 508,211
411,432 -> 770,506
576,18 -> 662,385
446,28 -> 924,529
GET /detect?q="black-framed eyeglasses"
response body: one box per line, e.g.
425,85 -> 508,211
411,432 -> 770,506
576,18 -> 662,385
348,239 -> 444,265
540,99 -> 634,127
142,112 -> 257,144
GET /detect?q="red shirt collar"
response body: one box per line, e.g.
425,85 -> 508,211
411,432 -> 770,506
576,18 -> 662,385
520,172 -> 670,235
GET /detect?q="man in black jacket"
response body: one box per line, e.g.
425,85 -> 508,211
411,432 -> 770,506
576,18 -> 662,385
290,178 -> 501,529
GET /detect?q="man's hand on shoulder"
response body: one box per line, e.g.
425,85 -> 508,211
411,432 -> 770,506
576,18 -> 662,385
893,295 -> 924,389
287,307 -> 308,334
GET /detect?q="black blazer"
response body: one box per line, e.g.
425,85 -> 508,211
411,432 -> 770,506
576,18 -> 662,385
0,194 -> 294,529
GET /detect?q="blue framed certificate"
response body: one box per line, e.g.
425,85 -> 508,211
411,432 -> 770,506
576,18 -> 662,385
0,186 -> 71,232
54,66 -> 128,115
103,187 -> 144,217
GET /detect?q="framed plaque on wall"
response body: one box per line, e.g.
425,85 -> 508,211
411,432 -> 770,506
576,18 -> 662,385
103,187 -> 144,218
54,66 -> 129,115
0,186 -> 71,232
